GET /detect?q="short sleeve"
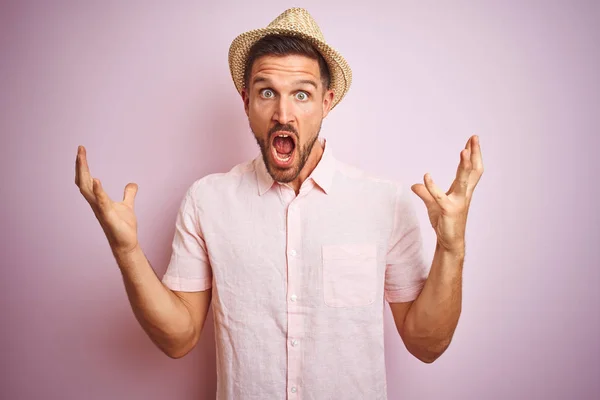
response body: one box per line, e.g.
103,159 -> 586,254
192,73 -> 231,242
161,184 -> 212,292
385,183 -> 430,303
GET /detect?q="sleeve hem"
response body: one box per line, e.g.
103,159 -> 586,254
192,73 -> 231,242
385,282 -> 425,303
162,275 -> 212,292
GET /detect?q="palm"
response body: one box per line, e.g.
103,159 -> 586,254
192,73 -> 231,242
75,146 -> 140,253
411,135 -> 484,252
100,199 -> 138,250
425,202 -> 441,231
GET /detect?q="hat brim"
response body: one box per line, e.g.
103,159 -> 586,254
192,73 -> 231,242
228,28 -> 352,110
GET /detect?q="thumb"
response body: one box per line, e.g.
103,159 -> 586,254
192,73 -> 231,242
122,183 -> 138,207
411,183 -> 435,209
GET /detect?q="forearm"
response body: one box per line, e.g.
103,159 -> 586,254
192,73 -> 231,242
403,242 -> 464,362
113,245 -> 195,357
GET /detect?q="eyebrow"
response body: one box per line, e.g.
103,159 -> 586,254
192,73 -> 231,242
252,77 -> 318,89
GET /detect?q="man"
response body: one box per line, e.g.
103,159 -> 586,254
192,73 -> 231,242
75,7 -> 483,399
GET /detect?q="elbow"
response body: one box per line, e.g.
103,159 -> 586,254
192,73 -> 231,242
407,336 -> 452,364
401,319 -> 456,364
162,338 -> 196,359
158,327 -> 199,359
416,349 -> 445,364
164,346 -> 192,359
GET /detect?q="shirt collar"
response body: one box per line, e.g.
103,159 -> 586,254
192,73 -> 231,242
255,137 -> 335,196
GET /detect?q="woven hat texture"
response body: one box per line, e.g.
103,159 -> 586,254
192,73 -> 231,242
228,7 -> 352,109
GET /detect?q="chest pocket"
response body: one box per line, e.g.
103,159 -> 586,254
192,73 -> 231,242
321,243 -> 378,307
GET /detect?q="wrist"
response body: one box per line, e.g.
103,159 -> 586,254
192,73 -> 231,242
112,242 -> 142,267
436,241 -> 465,259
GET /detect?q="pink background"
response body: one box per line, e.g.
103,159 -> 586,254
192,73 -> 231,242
1,1 -> 599,399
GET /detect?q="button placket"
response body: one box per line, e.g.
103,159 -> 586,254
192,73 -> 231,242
286,198 -> 303,399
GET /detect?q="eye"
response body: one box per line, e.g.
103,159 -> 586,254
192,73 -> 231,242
261,89 -> 274,98
295,91 -> 309,101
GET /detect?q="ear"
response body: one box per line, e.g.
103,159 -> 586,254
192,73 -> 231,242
241,88 -> 250,117
321,89 -> 335,118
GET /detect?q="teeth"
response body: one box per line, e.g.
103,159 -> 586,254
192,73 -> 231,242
275,152 -> 291,162
272,134 -> 294,163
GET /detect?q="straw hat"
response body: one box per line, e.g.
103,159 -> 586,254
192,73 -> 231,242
228,7 -> 352,110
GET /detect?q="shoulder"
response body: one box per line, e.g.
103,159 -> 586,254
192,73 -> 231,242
184,158 -> 258,200
333,158 -> 410,199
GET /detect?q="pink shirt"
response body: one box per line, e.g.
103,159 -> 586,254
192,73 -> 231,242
162,138 -> 430,399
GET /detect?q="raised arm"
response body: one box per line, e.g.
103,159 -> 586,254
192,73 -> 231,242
391,135 -> 484,363
75,145 -> 211,358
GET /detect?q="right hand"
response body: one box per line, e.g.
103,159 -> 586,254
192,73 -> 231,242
75,145 -> 139,255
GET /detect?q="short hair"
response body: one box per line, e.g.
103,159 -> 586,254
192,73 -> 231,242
243,34 -> 331,91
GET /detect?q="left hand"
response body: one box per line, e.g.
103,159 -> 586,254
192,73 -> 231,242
411,135 -> 484,254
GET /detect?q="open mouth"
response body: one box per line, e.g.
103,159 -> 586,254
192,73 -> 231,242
271,132 -> 296,167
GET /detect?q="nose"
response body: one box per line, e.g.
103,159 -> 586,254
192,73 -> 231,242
272,96 -> 294,125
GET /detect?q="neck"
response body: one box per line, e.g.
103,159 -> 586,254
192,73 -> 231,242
288,139 -> 324,194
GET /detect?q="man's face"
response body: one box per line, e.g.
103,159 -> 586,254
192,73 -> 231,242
242,54 -> 334,184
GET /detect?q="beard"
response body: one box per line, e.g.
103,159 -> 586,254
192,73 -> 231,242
252,121 -> 322,184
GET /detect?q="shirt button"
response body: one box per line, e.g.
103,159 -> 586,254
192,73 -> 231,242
291,340 -> 298,347
291,387 -> 297,393
290,294 -> 297,302
290,249 -> 297,257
